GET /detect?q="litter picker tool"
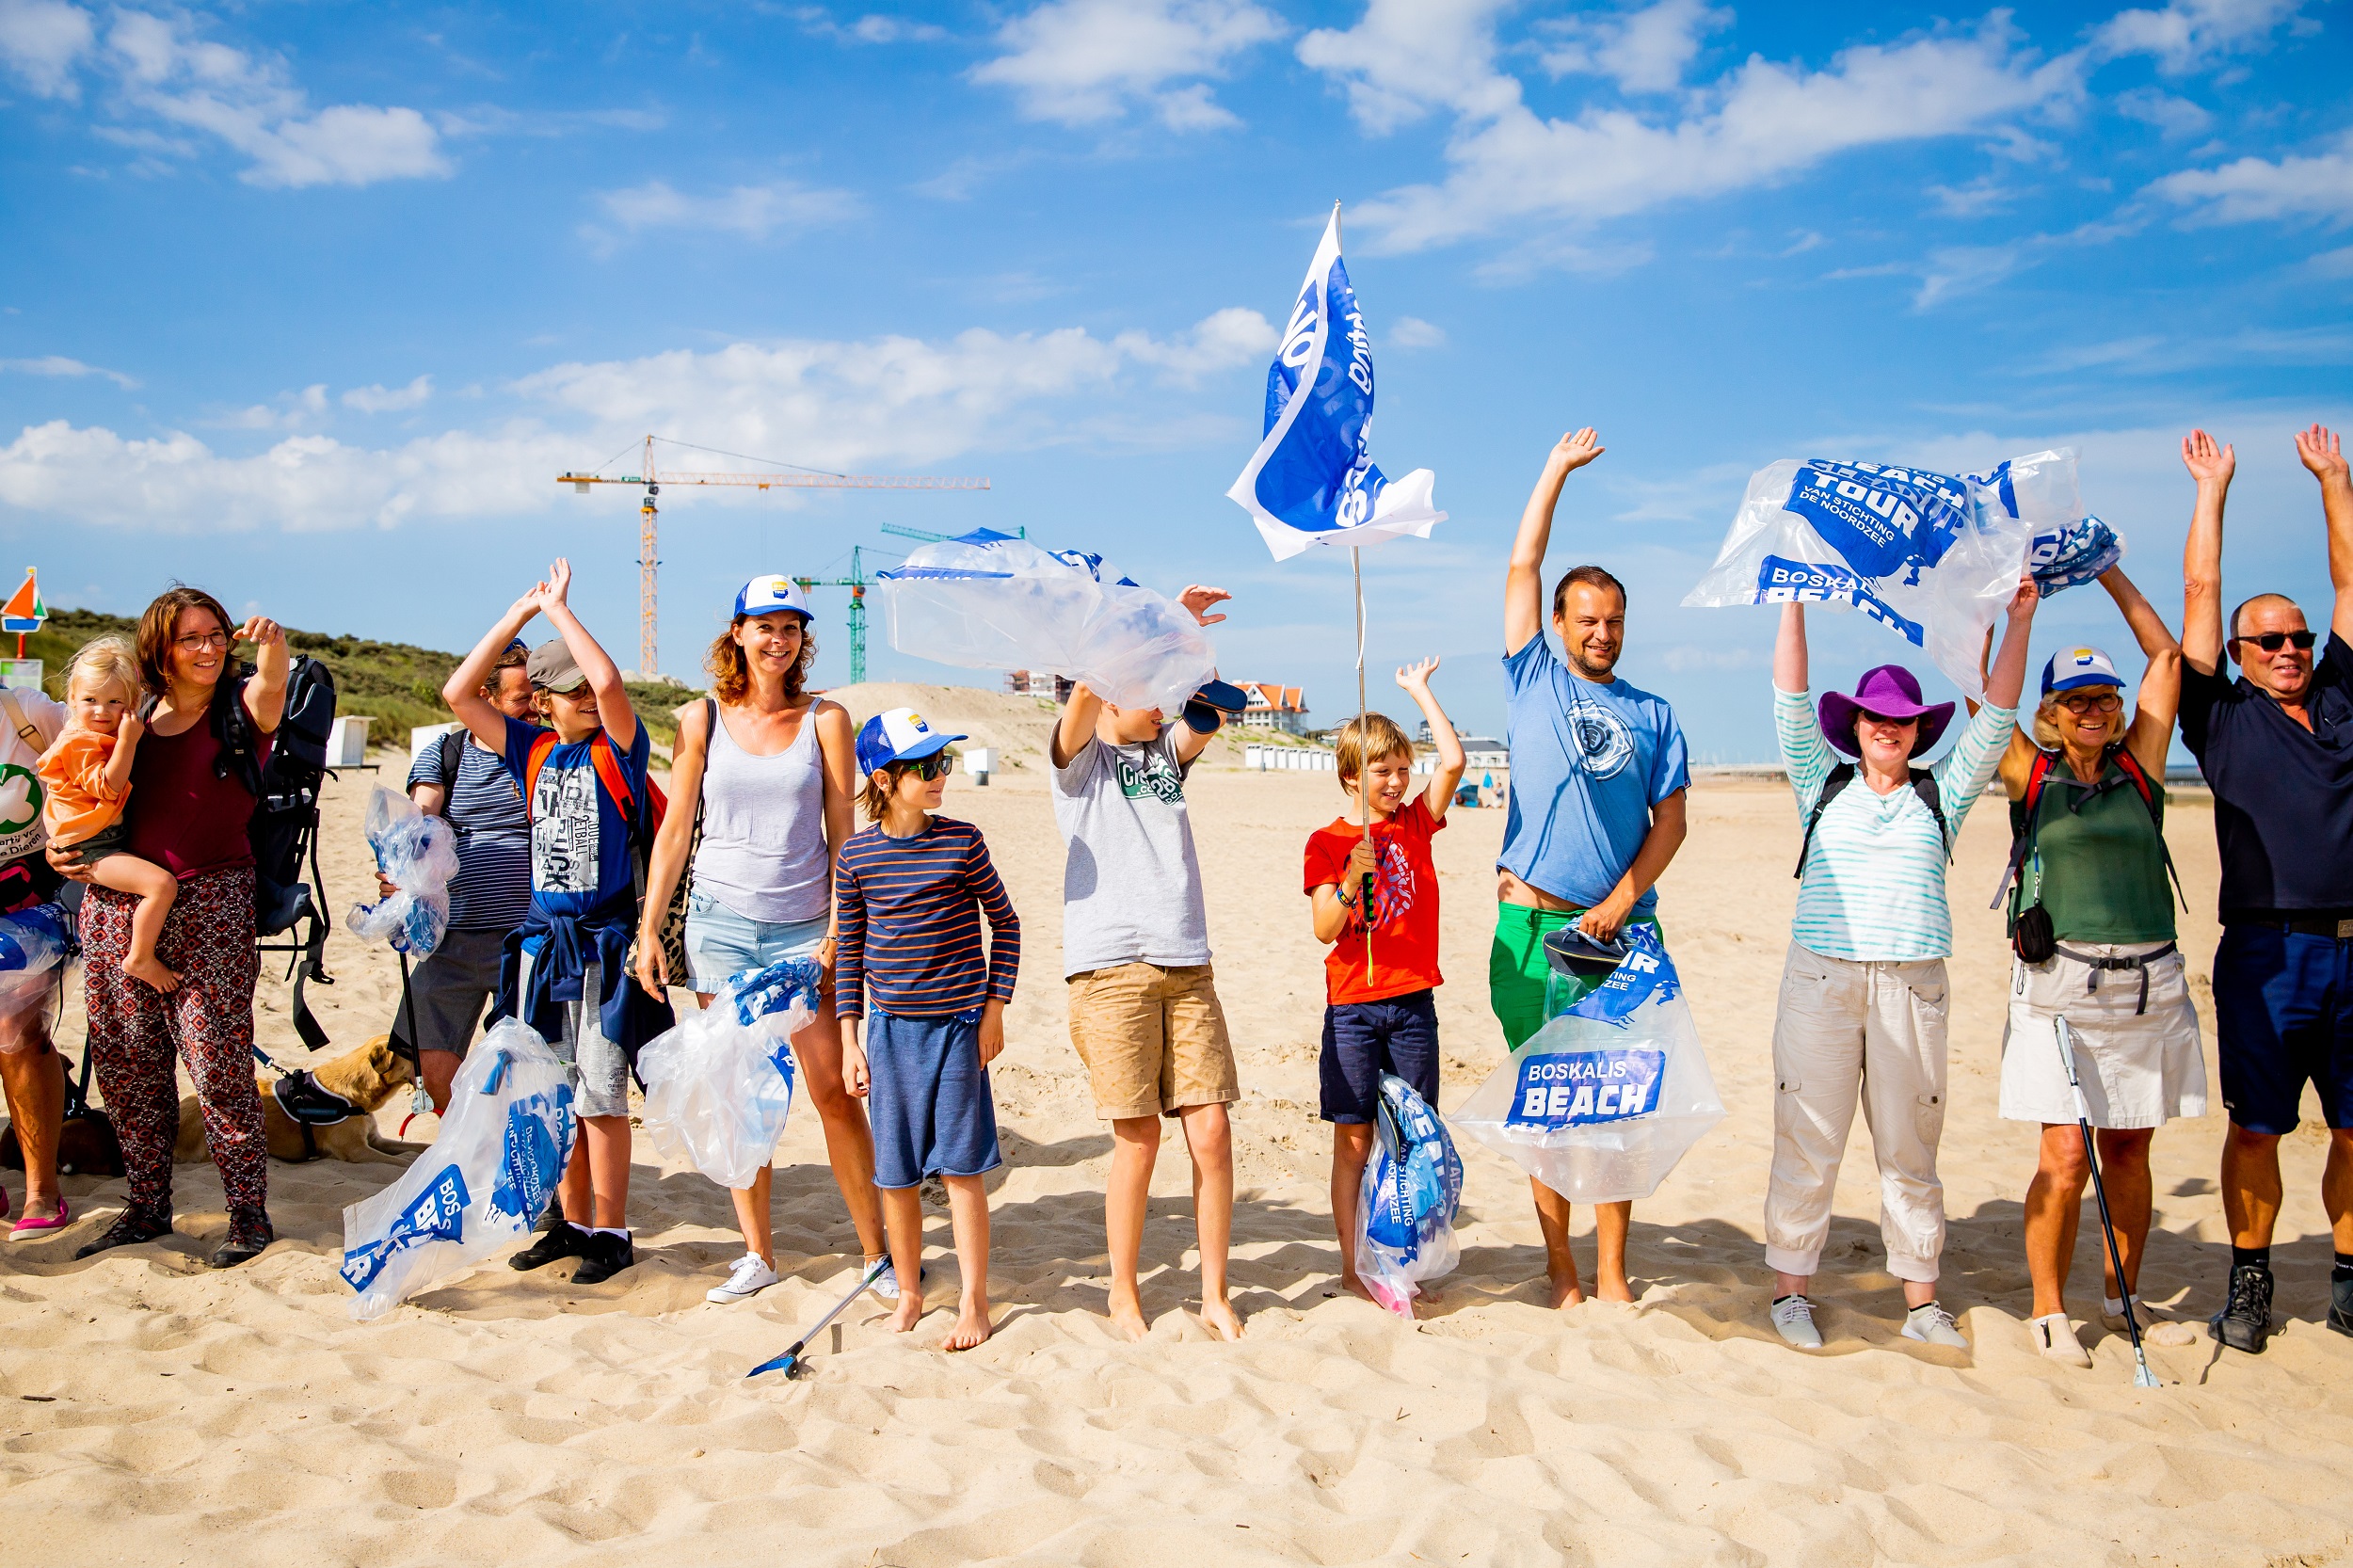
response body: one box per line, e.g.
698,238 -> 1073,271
748,1256 -> 891,1380
2055,1015 -> 2161,1389
1226,200 -> 1447,985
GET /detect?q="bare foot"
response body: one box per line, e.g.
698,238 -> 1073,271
125,955 -> 182,994
944,1300 -> 993,1352
1547,1272 -> 1586,1309
1199,1297 -> 1244,1341
888,1294 -> 924,1334
1107,1299 -> 1149,1342
1596,1274 -> 1635,1304
1337,1272 -> 1376,1304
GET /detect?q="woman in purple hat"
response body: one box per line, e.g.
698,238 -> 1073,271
1762,580 -> 2040,1352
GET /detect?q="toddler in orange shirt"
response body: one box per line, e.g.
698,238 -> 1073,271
37,637 -> 180,993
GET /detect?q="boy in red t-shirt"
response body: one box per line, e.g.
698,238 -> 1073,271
1303,657 -> 1467,1300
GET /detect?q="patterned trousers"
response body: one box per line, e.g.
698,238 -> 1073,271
82,867 -> 267,1215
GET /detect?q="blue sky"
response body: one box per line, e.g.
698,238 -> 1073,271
2,0 -> 2348,759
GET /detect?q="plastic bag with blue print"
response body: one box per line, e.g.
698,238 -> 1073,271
345,787 -> 459,958
634,957 -> 819,1191
1353,1072 -> 1465,1318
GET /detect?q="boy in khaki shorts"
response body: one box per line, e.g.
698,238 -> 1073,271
1049,584 -> 1243,1341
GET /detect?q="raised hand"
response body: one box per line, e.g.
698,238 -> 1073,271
2008,573 -> 2041,620
1177,584 -> 1231,626
541,558 -> 574,608
1546,427 -> 1605,474
234,616 -> 284,648
2296,424 -> 2347,484
2182,428 -> 2236,487
1395,655 -> 1440,693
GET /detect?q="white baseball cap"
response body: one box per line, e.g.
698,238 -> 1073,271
856,707 -> 967,776
734,574 -> 812,620
2041,646 -> 2124,695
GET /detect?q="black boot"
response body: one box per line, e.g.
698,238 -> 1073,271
210,1207 -> 275,1269
509,1219 -> 588,1272
2209,1262 -> 2275,1353
73,1205 -> 173,1260
2329,1272 -> 2353,1339
571,1229 -> 635,1285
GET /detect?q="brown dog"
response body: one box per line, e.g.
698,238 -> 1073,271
173,1034 -> 424,1165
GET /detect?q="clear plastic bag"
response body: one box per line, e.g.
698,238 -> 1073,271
1354,1072 -> 1465,1317
346,786 -> 459,957
634,957 -> 818,1192
1454,928 -> 1726,1205
877,530 -> 1217,713
0,904 -> 69,1049
340,1018 -> 576,1320
1682,450 -> 2076,698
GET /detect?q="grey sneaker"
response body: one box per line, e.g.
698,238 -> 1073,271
2028,1311 -> 2091,1367
1902,1301 -> 1968,1349
1770,1294 -> 1823,1349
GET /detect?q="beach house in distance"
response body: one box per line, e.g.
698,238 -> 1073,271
1420,716 -> 1509,772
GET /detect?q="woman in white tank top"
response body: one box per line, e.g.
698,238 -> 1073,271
637,575 -> 888,1304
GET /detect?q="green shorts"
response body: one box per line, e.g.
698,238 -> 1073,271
1488,904 -> 1661,1053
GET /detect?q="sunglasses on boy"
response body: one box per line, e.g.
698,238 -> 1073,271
888,754 -> 952,781
2228,630 -> 2317,653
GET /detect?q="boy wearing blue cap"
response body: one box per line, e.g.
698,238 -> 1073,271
837,706 -> 1020,1351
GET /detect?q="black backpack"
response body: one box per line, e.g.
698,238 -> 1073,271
212,657 -> 339,1051
1793,762 -> 1948,878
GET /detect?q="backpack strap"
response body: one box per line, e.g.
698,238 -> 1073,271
1991,748 -> 2057,910
435,728 -> 466,798
2106,744 -> 2188,911
1907,766 -> 1950,864
1792,763 -> 1855,879
587,732 -> 643,837
0,689 -> 41,750
521,730 -> 560,819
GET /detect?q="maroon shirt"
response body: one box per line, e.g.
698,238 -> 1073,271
125,713 -> 267,878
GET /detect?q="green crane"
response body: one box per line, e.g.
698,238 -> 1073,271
794,546 -> 890,685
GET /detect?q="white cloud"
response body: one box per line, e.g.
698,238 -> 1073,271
0,312 -> 1276,532
1925,174 -> 2016,216
0,0 -> 92,98
1318,15 -> 2086,252
2305,243 -> 2353,278
1910,217 -> 2140,307
792,8 -> 949,45
1387,315 -> 1445,348
12,6 -> 449,186
1296,0 -> 1514,135
343,376 -> 433,414
971,0 -> 1283,131
2151,130 -> 2353,225
0,353 -> 136,389
2092,0 -> 2308,74
591,179 -> 863,242
1539,0 -> 1731,95
2113,86 -> 2213,137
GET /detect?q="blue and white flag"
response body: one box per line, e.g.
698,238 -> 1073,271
1227,205 -> 1445,562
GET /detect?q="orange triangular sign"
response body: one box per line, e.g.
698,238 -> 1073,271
0,569 -> 40,626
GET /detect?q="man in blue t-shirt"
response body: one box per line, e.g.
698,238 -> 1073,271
2178,424 -> 2353,1355
387,642 -> 537,1113
1497,426 -> 1691,1311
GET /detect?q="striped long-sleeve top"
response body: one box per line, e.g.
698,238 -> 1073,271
1775,686 -> 2014,962
834,814 -> 1019,1019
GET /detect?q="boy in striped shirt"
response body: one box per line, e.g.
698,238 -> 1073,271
837,707 -> 1020,1351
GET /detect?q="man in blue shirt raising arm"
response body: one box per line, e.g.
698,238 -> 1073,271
1496,426 -> 1691,1308
2180,424 -> 2353,1354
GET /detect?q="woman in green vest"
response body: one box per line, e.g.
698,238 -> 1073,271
1995,564 -> 2204,1368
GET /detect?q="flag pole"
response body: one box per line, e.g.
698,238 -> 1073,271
1354,543 -> 1372,984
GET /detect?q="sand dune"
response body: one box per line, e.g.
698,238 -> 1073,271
5,713 -> 2352,1566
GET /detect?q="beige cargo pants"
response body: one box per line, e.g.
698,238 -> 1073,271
1764,943 -> 1951,1284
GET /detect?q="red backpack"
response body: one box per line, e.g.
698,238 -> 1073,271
1994,743 -> 2185,947
520,730 -> 668,908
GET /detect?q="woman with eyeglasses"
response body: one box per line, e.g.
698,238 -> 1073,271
634,576 -> 887,1307
1992,564 -> 2203,1368
51,585 -> 288,1267
1761,577 -> 2040,1354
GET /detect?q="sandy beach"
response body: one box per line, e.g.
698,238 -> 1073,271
5,685 -> 2351,1567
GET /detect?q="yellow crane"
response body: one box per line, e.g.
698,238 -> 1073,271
559,434 -> 989,677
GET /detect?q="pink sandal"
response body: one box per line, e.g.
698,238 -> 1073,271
10,1199 -> 70,1238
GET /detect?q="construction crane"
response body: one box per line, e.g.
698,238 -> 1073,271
878,521 -> 1023,547
792,547 -> 893,685
558,435 -> 988,677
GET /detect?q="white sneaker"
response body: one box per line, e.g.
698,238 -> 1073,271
866,1256 -> 900,1300
2100,1293 -> 2148,1331
1902,1301 -> 1969,1349
1771,1294 -> 1824,1349
706,1254 -> 779,1304
2028,1311 -> 2092,1368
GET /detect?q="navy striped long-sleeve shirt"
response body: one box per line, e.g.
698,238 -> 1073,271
834,814 -> 1019,1019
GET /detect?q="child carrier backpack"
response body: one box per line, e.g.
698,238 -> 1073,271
213,656 -> 339,1053
1993,743 -> 2184,963
1793,762 -> 1947,878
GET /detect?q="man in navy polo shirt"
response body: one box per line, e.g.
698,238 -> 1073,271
2179,424 -> 2353,1353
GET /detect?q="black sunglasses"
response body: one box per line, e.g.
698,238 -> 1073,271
2230,630 -> 2317,653
906,755 -> 952,781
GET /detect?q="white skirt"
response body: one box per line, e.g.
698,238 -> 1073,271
1999,942 -> 2207,1128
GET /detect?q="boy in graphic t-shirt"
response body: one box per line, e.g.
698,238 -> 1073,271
1303,658 -> 1466,1302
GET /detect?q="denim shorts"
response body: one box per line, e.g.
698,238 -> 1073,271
684,889 -> 828,994
866,1008 -> 1001,1189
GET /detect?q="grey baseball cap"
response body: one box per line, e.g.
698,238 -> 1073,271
525,638 -> 587,694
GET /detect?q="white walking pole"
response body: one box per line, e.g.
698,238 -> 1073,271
2054,1015 -> 2161,1388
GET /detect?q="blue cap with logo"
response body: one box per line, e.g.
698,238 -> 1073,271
855,706 -> 967,776
2041,645 -> 2124,695
734,574 -> 813,621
